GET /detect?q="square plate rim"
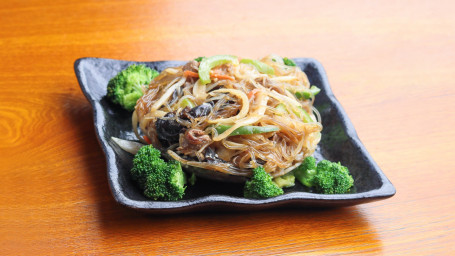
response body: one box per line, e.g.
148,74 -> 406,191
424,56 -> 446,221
74,57 -> 396,213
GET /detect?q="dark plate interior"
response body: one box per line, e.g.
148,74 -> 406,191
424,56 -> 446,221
74,57 -> 395,213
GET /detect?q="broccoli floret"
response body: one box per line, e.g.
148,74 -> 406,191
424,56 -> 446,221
143,160 -> 186,201
294,157 -> 354,194
273,172 -> 295,188
107,64 -> 159,111
130,145 -> 164,189
244,167 -> 284,199
131,145 -> 186,201
283,57 -> 296,66
313,160 -> 354,194
294,156 -> 317,187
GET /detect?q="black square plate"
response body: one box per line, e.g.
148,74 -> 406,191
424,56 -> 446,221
74,57 -> 395,213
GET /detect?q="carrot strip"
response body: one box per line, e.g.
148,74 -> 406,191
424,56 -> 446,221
183,70 -> 199,78
185,69 -> 234,81
143,135 -> 152,144
210,73 -> 235,81
248,89 -> 260,99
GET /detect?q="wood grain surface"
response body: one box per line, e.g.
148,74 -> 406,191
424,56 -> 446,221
1,0 -> 455,255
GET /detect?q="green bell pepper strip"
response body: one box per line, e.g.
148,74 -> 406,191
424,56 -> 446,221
294,106 -> 314,123
295,86 -> 321,100
198,55 -> 239,84
215,125 -> 280,136
240,59 -> 275,75
180,98 -> 195,108
275,103 -> 288,115
276,103 -> 313,123
283,57 -> 296,66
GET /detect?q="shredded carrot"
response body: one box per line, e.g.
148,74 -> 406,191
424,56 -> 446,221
185,69 -> 234,81
183,70 -> 199,78
143,135 -> 152,144
248,89 -> 260,99
210,73 -> 235,81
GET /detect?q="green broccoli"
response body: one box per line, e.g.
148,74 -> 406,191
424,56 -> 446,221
130,144 -> 163,189
131,145 -> 186,201
107,64 -> 159,111
273,172 -> 295,188
313,160 -> 354,194
244,167 -> 284,199
294,156 -> 354,194
294,156 -> 317,187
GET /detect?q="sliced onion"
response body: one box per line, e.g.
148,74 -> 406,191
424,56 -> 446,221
272,161 -> 303,177
192,79 -> 207,105
207,88 -> 249,124
264,54 -> 284,65
132,110 -> 147,144
151,76 -> 186,111
111,137 -> 144,155
253,93 -> 268,116
143,110 -> 167,119
312,106 -> 322,123
164,68 -> 179,74
222,139 -> 249,150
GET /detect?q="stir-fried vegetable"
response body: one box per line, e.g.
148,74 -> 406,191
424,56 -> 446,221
275,103 -> 313,123
240,59 -> 275,75
198,55 -> 239,84
244,167 -> 284,199
294,156 -> 354,194
215,125 -> 280,136
184,69 -> 235,81
134,54 -> 323,181
294,106 -> 314,123
273,172 -> 296,188
180,98 -> 196,108
275,103 -> 288,115
295,85 -> 321,100
283,57 -> 296,66
107,64 -> 159,111
183,70 -> 200,78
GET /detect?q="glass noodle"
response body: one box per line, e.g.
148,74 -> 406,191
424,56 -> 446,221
133,55 -> 322,177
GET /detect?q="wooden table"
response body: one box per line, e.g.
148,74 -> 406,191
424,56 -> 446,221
1,0 -> 454,254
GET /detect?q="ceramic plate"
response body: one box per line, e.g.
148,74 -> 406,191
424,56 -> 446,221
74,57 -> 395,213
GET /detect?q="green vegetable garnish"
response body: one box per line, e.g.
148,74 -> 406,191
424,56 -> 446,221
107,64 -> 159,111
283,57 -> 296,66
180,98 -> 196,108
294,156 -> 317,187
273,172 -> 296,188
194,57 -> 205,62
295,86 -> 321,100
275,103 -> 288,115
240,59 -> 275,75
131,145 -> 187,201
294,156 -> 354,194
215,125 -> 280,136
293,106 -> 314,123
244,166 -> 284,199
276,103 -> 313,122
198,55 -> 239,84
